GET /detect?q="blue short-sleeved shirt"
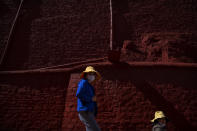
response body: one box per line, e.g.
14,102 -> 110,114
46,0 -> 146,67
76,79 -> 96,112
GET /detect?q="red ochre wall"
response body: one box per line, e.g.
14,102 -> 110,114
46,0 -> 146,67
0,73 -> 70,130
1,0 -> 197,70
1,65 -> 196,131
63,65 -> 197,131
0,0 -> 197,130
0,0 -> 110,70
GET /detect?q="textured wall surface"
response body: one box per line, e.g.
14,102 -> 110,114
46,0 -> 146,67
1,0 -> 197,70
0,65 -> 197,130
0,73 -> 70,130
0,0 -> 19,59
1,0 -> 110,70
62,65 -> 197,131
0,0 -> 197,130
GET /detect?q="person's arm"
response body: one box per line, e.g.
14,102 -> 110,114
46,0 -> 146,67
76,80 -> 93,103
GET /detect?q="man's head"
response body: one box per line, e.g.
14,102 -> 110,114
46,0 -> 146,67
84,72 -> 96,83
80,66 -> 101,83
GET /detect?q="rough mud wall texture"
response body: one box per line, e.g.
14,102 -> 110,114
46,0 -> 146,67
1,0 -> 197,70
0,73 -> 70,130
62,65 -> 197,131
0,0 -> 19,58
27,0 -> 110,69
1,0 -> 110,70
116,0 -> 197,62
123,0 -> 197,34
122,33 -> 197,62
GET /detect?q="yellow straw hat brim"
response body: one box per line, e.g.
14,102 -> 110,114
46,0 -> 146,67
80,66 -> 101,81
151,116 -> 167,123
151,111 -> 167,123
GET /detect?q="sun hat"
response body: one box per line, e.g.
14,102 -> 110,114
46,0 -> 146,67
151,111 -> 167,123
80,66 -> 101,81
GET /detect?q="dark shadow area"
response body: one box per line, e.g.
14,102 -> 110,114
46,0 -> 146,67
13,0 -> 21,6
0,0 -> 42,70
0,72 -> 70,130
113,12 -> 131,49
112,0 -> 129,14
0,1 -> 11,47
0,1 -> 11,18
169,34 -> 197,63
112,0 -> 134,49
98,62 -> 197,89
134,81 -> 195,130
1,63 -> 196,130
0,73 -> 69,89
60,74 -> 71,130
95,62 -> 197,130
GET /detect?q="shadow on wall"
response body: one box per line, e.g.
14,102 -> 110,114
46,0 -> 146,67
0,1 -> 11,17
96,62 -> 197,130
0,63 -> 196,130
1,0 -> 42,70
112,0 -> 134,49
0,72 -> 70,130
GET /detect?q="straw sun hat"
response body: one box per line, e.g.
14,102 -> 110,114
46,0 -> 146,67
80,66 -> 101,81
151,111 -> 168,123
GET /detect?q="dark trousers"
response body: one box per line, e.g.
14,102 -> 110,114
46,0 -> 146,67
78,111 -> 101,131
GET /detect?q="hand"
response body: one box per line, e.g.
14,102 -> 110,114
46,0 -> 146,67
92,96 -> 96,102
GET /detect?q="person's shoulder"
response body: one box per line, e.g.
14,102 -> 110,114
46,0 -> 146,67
78,79 -> 88,85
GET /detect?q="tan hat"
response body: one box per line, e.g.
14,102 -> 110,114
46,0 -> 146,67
80,66 -> 101,81
151,111 -> 167,123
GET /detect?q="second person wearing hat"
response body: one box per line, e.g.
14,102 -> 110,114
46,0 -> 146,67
151,111 -> 168,131
76,66 -> 101,131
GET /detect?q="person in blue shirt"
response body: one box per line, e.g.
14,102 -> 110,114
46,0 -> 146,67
76,66 -> 101,131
